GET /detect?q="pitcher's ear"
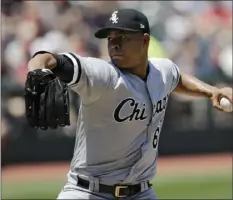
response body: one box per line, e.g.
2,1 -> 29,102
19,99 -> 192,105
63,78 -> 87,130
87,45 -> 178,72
143,33 -> 150,46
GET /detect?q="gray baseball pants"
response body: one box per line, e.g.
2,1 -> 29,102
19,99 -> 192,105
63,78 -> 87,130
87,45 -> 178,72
57,179 -> 157,200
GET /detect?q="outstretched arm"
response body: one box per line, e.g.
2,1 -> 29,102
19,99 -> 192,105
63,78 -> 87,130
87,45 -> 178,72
27,51 -> 75,83
27,51 -> 114,105
173,73 -> 215,98
173,72 -> 232,111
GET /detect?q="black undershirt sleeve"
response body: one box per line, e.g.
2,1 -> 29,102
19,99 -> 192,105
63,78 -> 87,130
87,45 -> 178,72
32,51 -> 74,83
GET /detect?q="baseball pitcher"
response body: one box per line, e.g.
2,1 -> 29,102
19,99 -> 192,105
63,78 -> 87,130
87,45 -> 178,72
26,9 -> 232,200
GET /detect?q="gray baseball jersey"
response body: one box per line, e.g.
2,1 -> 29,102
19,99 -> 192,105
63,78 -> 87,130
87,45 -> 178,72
60,53 -> 180,185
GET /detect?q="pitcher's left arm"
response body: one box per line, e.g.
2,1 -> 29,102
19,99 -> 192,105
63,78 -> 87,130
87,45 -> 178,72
173,72 -> 232,112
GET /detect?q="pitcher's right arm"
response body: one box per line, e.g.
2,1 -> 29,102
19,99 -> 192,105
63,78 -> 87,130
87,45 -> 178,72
28,51 -> 114,105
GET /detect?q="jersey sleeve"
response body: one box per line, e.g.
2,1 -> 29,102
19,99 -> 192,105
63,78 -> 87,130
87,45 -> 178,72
169,60 -> 181,92
59,52 -> 114,105
149,58 -> 181,94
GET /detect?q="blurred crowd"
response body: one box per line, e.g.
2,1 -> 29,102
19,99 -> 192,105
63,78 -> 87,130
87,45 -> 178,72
1,1 -> 232,147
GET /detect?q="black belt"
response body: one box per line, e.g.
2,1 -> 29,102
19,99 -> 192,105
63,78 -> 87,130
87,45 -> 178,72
77,177 -> 152,198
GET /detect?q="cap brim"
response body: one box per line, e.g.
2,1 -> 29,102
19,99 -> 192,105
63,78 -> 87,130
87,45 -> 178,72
95,27 -> 141,39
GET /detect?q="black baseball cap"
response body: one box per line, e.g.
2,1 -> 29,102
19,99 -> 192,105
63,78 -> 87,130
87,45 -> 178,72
95,9 -> 150,39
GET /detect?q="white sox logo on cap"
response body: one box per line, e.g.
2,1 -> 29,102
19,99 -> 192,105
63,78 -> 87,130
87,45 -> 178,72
140,24 -> 145,29
110,11 -> 119,24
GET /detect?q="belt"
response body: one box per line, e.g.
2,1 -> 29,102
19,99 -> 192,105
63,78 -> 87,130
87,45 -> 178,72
77,176 -> 152,198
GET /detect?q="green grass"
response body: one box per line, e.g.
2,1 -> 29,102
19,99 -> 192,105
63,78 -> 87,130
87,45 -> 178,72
1,179 -> 64,199
2,173 -> 232,199
154,173 -> 232,199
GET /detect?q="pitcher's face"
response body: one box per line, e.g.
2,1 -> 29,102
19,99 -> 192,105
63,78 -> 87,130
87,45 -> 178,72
107,30 -> 149,69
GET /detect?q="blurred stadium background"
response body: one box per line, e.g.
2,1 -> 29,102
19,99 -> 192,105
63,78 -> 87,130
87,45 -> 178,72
1,0 -> 232,199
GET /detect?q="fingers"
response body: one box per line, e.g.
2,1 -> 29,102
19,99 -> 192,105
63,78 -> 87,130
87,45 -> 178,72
212,91 -> 226,112
220,87 -> 233,103
212,97 -> 224,112
212,87 -> 233,112
225,97 -> 233,104
213,103 -> 224,112
225,95 -> 233,104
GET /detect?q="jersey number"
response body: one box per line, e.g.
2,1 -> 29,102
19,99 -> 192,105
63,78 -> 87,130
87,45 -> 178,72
152,127 -> 160,149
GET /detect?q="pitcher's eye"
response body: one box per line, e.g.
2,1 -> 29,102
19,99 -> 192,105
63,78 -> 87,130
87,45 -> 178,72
120,35 -> 130,41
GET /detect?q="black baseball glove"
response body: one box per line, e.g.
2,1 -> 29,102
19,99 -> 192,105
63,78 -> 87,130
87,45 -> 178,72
24,69 -> 70,130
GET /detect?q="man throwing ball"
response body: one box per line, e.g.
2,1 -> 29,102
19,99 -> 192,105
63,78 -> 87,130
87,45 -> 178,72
27,9 -> 232,200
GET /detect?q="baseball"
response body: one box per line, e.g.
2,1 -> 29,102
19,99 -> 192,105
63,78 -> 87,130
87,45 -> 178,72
220,97 -> 233,112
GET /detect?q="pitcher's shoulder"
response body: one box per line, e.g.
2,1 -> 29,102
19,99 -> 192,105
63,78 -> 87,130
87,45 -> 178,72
148,57 -> 173,70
